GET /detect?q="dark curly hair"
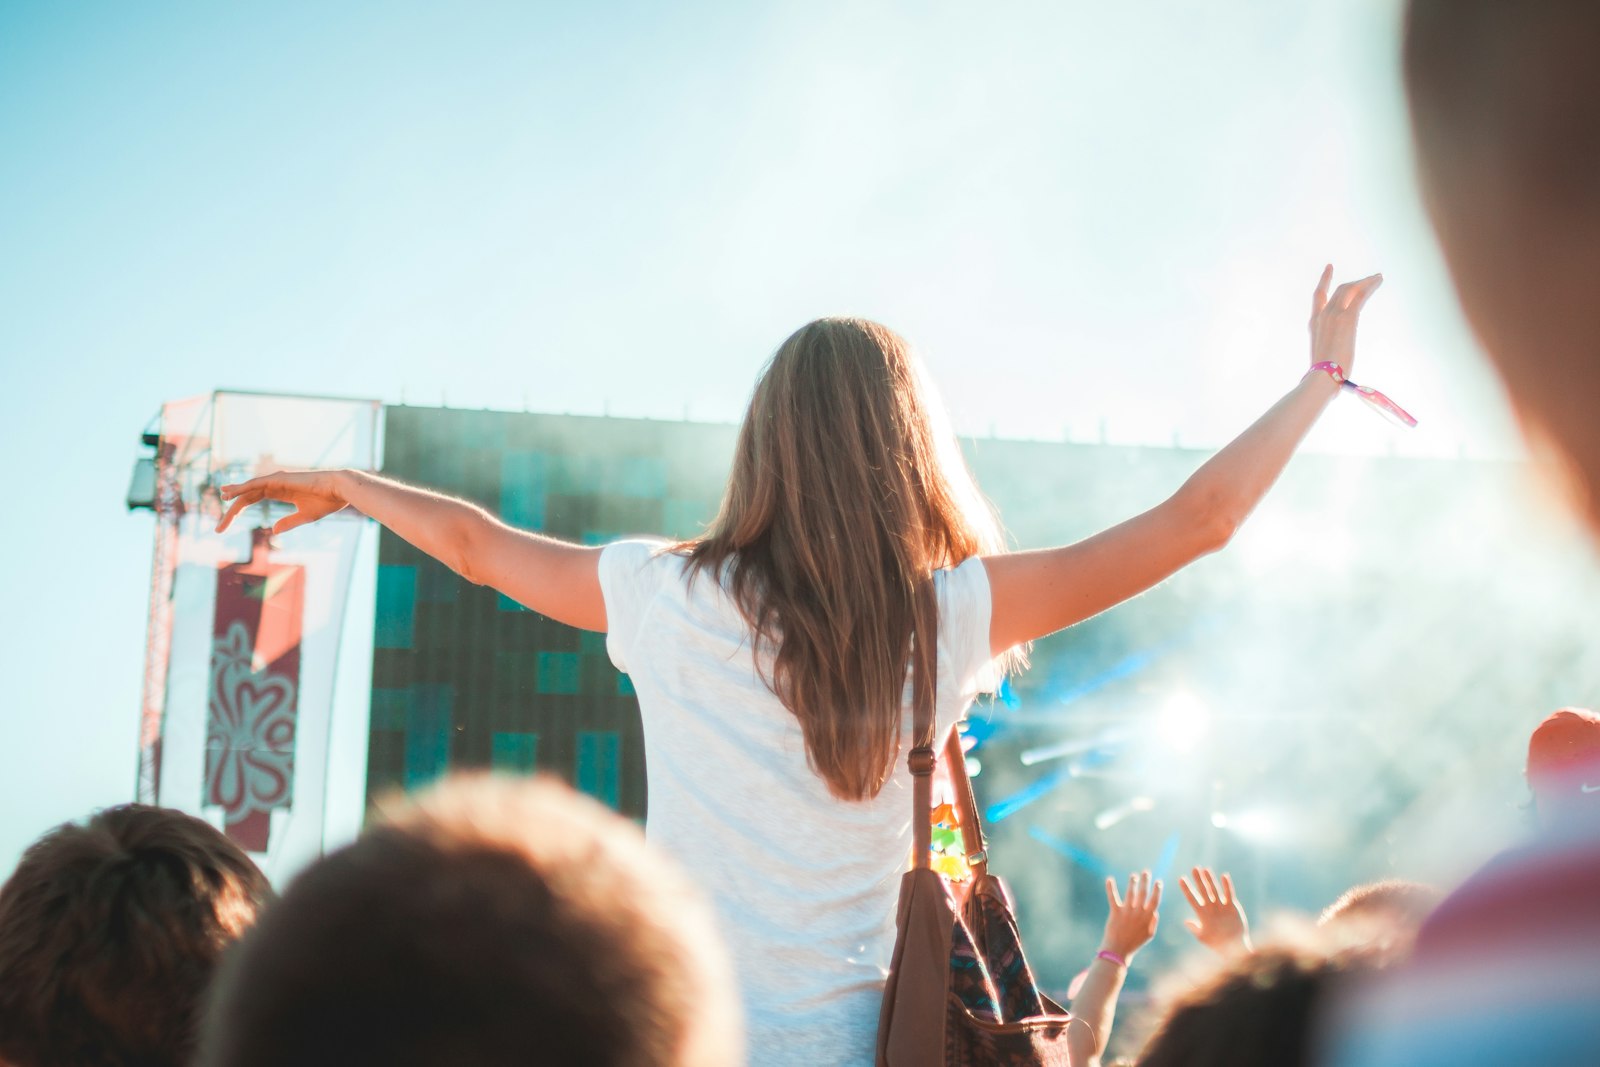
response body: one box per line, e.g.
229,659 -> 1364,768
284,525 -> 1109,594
1138,946 -> 1378,1067
0,804 -> 272,1067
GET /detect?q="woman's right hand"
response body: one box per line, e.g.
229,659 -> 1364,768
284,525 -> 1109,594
1309,264 -> 1383,376
216,470 -> 352,535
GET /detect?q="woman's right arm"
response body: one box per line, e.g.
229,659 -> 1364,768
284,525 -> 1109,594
985,267 -> 1381,657
217,469 -> 607,631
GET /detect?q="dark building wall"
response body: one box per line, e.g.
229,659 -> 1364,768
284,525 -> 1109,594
368,406 -> 736,818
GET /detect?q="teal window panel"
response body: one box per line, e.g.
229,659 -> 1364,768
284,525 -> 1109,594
576,731 -> 620,809
491,731 -> 539,772
403,683 -> 453,790
370,687 -> 413,731
536,652 -> 581,694
582,530 -> 621,546
375,565 -> 416,648
366,730 -> 406,795
497,593 -> 529,613
580,630 -> 608,655
663,498 -> 708,539
617,673 -> 635,696
501,451 -> 549,529
611,456 -> 668,499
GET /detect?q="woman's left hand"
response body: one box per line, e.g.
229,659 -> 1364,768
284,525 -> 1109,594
1309,264 -> 1383,376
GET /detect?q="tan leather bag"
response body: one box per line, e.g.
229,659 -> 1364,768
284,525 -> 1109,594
876,586 -> 1079,1065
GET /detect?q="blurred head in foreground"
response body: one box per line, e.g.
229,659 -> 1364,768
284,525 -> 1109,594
0,804 -> 272,1067
201,774 -> 742,1067
1326,853 -> 1600,1067
1318,879 -> 1441,945
1400,708 -> 1600,967
1319,706 -> 1600,1065
1526,707 -> 1600,829
1404,1 -> 1600,531
1136,945 -> 1378,1067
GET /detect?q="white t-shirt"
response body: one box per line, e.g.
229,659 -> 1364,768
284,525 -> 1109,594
598,540 -> 999,1067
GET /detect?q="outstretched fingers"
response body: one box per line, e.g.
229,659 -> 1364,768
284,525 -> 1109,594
1311,264 -> 1333,320
1128,870 -> 1157,913
272,507 -> 316,535
216,488 -> 266,533
1330,273 -> 1382,313
1327,282 -> 1356,316
1346,273 -> 1384,313
219,477 -> 271,502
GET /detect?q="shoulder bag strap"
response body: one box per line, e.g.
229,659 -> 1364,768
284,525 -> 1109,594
908,578 -> 938,869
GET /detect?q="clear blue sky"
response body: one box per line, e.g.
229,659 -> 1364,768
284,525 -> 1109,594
0,0 -> 1525,872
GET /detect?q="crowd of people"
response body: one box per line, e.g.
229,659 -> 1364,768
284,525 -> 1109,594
5,2 -> 1600,1064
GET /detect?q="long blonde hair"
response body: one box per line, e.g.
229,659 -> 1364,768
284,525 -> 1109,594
684,318 -> 1011,801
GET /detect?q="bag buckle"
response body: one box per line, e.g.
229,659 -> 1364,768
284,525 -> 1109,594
908,747 -> 936,776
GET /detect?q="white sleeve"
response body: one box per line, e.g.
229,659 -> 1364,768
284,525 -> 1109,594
937,556 -> 1000,702
598,539 -> 671,674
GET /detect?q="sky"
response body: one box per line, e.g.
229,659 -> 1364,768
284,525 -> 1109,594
0,0 -> 1548,874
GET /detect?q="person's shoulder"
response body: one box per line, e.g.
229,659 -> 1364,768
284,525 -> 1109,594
602,537 -> 684,567
933,555 -> 991,601
935,553 -> 988,578
598,538 -> 690,599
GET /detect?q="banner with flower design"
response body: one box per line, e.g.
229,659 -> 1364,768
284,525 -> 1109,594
205,527 -> 305,852
142,390 -> 377,884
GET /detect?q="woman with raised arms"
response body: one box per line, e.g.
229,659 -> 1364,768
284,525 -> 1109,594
219,267 -> 1383,1065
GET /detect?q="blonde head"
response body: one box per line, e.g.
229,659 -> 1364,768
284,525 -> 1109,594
685,318 -> 1011,801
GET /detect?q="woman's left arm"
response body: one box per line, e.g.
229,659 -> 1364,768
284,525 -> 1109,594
986,267 -> 1381,656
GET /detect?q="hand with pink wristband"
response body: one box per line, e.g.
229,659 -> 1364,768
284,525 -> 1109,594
1100,869 -> 1162,965
1066,871 -> 1163,1065
1305,265 -> 1417,427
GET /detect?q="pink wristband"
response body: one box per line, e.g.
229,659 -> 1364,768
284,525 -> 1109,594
1307,360 -> 1347,384
1096,949 -> 1127,968
1305,361 -> 1418,428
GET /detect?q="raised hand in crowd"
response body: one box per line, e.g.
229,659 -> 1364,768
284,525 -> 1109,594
1068,871 -> 1163,1067
1103,869 -> 1163,962
1179,866 -> 1252,957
